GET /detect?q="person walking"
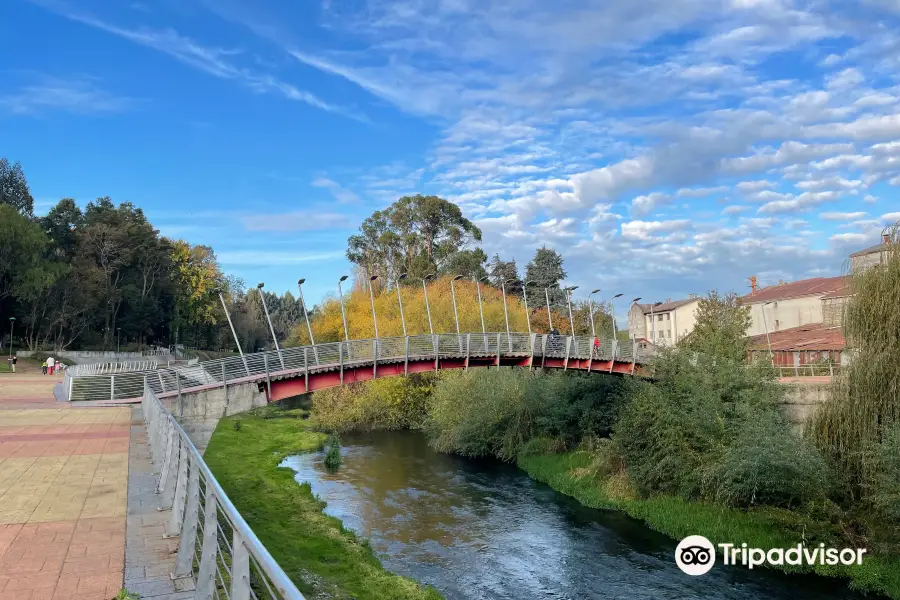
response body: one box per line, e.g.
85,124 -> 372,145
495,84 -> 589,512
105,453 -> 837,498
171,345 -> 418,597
47,355 -> 56,375
593,336 -> 601,358
8,356 -> 16,373
41,360 -> 48,375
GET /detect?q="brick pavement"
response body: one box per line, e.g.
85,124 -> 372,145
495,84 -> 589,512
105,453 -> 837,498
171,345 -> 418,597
0,373 -> 129,600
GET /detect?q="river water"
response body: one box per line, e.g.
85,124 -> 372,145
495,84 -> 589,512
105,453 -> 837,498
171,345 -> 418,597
281,431 -> 871,600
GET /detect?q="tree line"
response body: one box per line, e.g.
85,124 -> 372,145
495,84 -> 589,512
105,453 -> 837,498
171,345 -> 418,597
0,158 -> 305,353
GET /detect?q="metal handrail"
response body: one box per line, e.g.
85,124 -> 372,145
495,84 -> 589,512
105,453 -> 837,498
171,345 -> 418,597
64,333 -> 649,402
143,386 -> 304,599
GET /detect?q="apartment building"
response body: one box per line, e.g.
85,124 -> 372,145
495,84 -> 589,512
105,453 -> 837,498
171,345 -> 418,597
741,276 -> 846,337
627,296 -> 701,346
850,233 -> 893,272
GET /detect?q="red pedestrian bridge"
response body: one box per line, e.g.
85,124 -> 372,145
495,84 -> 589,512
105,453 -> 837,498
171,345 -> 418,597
62,332 -> 653,403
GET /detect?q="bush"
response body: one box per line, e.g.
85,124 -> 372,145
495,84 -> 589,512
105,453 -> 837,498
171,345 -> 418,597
324,434 -> 342,470
312,374 -> 434,432
873,424 -> 900,522
706,410 -> 830,509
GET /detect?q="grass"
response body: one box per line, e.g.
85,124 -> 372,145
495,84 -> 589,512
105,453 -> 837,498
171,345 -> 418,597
203,404 -> 443,600
518,450 -> 900,599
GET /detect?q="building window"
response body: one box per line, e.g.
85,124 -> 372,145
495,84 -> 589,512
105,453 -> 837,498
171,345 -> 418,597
775,320 -> 780,330
665,313 -> 670,321
657,314 -> 663,322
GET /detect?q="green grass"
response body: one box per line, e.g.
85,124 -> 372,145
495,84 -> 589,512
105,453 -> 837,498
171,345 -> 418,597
518,451 -> 900,599
204,405 -> 443,600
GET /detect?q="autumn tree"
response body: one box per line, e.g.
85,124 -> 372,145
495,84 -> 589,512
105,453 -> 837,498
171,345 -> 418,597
170,240 -> 225,347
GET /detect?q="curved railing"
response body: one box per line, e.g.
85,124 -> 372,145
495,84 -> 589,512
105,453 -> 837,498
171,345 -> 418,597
66,360 -> 160,376
143,387 -> 303,599
63,332 -> 652,402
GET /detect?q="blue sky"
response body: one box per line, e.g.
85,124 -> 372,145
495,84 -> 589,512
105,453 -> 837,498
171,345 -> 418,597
3,0 -> 899,322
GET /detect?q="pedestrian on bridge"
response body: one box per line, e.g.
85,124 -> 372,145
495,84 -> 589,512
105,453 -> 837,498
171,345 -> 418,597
593,336 -> 600,357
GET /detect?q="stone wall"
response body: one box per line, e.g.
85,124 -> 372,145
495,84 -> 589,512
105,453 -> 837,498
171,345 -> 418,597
778,379 -> 831,429
163,381 -> 267,454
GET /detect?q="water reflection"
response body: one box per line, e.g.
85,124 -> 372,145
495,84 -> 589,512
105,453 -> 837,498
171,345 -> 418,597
281,431 -> 874,600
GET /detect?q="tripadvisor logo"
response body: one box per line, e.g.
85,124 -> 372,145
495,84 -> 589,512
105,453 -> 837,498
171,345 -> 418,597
675,535 -> 867,575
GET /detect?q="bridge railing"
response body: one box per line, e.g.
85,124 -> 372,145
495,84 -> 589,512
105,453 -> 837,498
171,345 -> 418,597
143,386 -> 303,600
63,332 -> 649,402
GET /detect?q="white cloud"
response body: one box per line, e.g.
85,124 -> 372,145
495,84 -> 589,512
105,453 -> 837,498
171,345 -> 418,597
218,250 -> 347,265
621,219 -> 692,241
631,192 -> 671,216
311,178 -> 360,204
820,211 -> 868,221
241,211 -> 351,231
0,76 -> 133,115
758,191 -> 841,214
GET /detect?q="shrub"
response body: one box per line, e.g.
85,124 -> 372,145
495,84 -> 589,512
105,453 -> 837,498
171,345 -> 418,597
324,434 -> 342,470
707,410 -> 830,509
873,424 -> 900,522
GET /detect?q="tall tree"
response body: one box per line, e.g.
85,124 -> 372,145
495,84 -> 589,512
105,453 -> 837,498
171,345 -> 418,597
170,240 -> 225,347
680,291 -> 751,362
347,194 -> 483,283
442,248 -> 488,281
524,246 -> 567,310
487,254 -> 522,295
0,158 -> 34,216
0,204 -> 48,302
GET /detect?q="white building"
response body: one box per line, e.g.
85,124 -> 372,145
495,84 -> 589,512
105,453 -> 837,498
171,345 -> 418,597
627,297 -> 701,346
850,234 -> 892,272
741,276 -> 845,337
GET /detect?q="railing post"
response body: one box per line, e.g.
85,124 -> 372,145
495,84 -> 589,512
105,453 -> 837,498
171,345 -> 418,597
165,438 -> 189,535
609,339 -> 617,373
529,333 -> 536,370
264,352 -> 271,398
194,482 -> 219,599
496,332 -> 502,369
156,425 -> 176,494
231,530 -> 252,600
304,347 -> 309,393
564,336 -> 571,370
404,336 -> 410,376
464,333 -> 471,371
67,373 -> 73,401
110,375 -> 115,401
176,372 -> 182,417
631,340 -> 637,376
541,335 -> 548,369
173,456 -> 200,578
339,343 -> 344,386
433,334 -> 439,371
372,339 -> 378,379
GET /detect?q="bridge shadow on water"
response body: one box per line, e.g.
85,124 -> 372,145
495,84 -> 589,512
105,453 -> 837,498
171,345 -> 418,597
281,430 -> 877,600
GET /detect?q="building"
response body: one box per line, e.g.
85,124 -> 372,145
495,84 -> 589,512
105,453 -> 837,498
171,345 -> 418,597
627,296 -> 701,346
850,233 -> 892,272
741,276 -> 846,337
748,323 -> 846,369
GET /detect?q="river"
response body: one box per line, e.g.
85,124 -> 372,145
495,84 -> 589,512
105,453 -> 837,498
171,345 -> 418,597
281,430 -> 871,600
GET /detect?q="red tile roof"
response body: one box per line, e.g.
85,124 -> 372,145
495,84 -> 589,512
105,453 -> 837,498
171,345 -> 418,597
635,298 -> 699,314
748,323 -> 845,352
741,276 -> 846,303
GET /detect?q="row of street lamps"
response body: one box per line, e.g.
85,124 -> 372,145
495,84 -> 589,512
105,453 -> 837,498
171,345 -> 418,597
215,276 -> 639,357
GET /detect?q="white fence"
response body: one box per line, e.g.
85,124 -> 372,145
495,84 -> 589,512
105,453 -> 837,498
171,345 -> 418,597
62,333 -> 652,402
143,387 -> 303,599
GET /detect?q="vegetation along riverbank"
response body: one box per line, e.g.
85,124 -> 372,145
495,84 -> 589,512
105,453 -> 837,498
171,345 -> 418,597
299,226 -> 900,599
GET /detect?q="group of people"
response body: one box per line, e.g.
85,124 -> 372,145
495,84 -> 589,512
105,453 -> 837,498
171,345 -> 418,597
546,329 -> 604,357
41,356 -> 64,375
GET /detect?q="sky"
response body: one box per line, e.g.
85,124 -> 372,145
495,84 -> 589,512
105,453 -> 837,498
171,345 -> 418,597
3,0 -> 900,324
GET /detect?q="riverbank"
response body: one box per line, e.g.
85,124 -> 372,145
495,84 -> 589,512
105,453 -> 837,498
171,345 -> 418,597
203,406 -> 443,600
518,450 -> 900,599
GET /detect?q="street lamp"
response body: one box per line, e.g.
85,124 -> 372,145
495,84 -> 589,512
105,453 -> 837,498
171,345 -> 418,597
501,278 -> 514,350
762,300 -> 775,366
8,317 -> 15,361
565,286 -> 578,336
631,297 -> 642,340
544,287 -> 554,331
257,282 -> 284,369
610,293 -> 624,340
475,276 -> 488,343
520,280 -> 532,335
450,275 -> 463,334
368,274 -> 380,338
298,278 -> 319,365
422,274 -> 435,336
337,276 -> 350,342
396,273 -> 408,337
217,288 -> 250,376
588,289 -> 601,339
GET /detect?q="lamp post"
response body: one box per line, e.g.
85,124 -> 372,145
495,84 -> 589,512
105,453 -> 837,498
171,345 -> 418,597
7,317 -> 15,361
588,289 -> 600,339
217,289 -> 249,375
450,275 -> 463,334
257,282 -> 284,369
337,276 -> 350,342
762,300 -> 775,367
475,277 -> 488,345
650,301 -> 662,346
630,297 -> 642,340
610,293 -> 623,340
297,278 -> 319,365
565,286 -> 578,336
501,279 -> 513,351
521,280 -> 532,335
396,274 -> 408,337
368,274 -> 380,339
544,287 -> 554,331
422,274 -> 435,336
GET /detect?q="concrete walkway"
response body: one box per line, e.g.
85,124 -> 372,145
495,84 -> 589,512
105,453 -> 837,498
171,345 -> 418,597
0,373 -> 129,600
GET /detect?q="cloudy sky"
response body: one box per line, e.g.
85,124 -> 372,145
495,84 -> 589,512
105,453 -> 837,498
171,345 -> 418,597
4,0 -> 899,319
